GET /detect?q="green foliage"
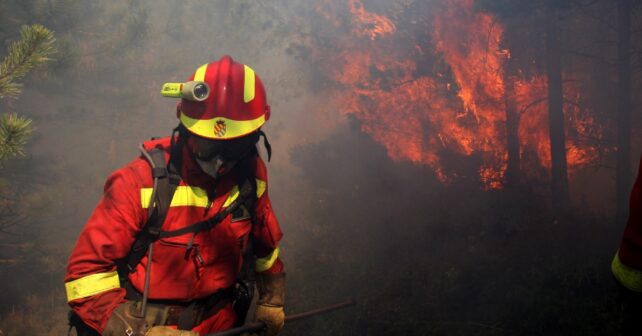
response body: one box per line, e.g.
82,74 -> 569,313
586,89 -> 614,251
0,114 -> 33,162
0,24 -> 55,163
0,24 -> 56,99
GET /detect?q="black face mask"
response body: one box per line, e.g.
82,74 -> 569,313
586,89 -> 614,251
187,131 -> 260,178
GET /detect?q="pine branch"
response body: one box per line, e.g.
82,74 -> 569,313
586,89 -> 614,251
0,113 -> 33,162
0,24 -> 56,100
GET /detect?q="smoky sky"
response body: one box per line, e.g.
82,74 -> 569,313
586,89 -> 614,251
0,0 -> 639,335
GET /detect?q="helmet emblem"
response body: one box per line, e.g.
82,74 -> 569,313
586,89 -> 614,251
214,120 -> 227,137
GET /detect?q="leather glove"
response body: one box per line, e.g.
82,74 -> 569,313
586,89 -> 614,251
102,301 -> 148,336
145,326 -> 199,336
254,273 -> 285,336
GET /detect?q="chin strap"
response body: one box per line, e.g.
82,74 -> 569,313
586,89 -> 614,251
258,130 -> 272,162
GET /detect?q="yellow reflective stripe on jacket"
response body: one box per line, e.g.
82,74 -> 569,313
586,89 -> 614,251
612,252 -> 642,293
223,185 -> 240,208
256,179 -> 266,198
256,247 -> 280,272
223,179 -> 267,208
65,271 -> 120,302
141,179 -> 266,209
140,186 -> 209,208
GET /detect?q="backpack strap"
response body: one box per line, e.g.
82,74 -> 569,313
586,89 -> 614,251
158,177 -> 254,239
125,143 -> 182,272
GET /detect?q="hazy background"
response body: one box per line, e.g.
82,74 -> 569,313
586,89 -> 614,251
1,0 -> 641,335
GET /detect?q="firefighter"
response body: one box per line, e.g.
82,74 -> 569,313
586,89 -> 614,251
65,56 -> 285,336
612,154 -> 642,334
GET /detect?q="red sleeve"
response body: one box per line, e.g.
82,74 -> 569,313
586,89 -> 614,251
620,155 -> 642,268
65,165 -> 145,332
252,157 -> 284,274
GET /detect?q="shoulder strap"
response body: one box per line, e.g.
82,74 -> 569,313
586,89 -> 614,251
125,144 -> 181,272
158,178 -> 254,238
158,156 -> 258,240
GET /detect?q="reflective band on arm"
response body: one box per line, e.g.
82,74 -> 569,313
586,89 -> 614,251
65,271 -> 120,302
256,247 -> 280,272
612,252 -> 642,293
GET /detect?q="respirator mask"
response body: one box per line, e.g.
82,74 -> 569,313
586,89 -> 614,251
187,131 -> 260,179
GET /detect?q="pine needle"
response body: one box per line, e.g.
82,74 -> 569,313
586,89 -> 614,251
0,113 -> 33,162
0,24 -> 56,99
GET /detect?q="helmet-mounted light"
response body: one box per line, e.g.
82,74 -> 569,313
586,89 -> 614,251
161,81 -> 209,102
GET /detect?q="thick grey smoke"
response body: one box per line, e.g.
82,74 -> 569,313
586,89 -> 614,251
0,0 -> 638,335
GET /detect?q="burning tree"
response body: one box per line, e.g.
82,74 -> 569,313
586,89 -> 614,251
288,0 -> 616,213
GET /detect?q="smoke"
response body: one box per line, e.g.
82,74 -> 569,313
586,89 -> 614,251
0,0 -> 639,335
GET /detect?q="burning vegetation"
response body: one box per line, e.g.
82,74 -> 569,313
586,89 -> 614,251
308,0 -> 606,191
0,0 -> 641,335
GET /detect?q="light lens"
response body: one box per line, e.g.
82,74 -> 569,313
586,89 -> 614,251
193,83 -> 208,100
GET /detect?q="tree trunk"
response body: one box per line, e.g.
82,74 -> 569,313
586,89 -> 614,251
504,52 -> 521,187
545,6 -> 570,213
616,0 -> 633,225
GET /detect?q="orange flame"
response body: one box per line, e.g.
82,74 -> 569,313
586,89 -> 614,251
312,0 -> 602,189
348,0 -> 396,40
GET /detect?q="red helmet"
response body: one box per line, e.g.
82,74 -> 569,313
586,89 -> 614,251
178,55 -> 270,140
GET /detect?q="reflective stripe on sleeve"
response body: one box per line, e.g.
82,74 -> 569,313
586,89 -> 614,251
255,246 -> 280,272
612,252 -> 642,293
65,271 -> 120,302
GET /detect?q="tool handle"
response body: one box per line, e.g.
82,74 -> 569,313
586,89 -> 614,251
206,298 -> 356,336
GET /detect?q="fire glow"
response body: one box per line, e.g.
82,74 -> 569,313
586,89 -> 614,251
314,0 -> 601,189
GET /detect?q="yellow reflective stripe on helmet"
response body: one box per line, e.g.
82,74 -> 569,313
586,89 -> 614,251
256,247 -> 280,272
612,252 -> 642,292
179,111 -> 266,140
256,179 -> 266,198
194,63 -> 208,82
244,65 -> 255,103
140,186 -> 209,208
65,271 -> 120,302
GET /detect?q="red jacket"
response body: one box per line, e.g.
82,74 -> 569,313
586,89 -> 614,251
65,137 -> 283,333
613,155 -> 642,292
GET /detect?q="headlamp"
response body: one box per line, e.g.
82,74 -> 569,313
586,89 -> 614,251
161,81 -> 210,102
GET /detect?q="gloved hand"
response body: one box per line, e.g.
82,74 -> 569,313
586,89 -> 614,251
255,273 -> 285,336
102,301 -> 148,336
145,326 -> 199,336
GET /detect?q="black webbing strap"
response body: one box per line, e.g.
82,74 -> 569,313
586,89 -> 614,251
126,140 -> 182,272
258,130 -> 272,162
